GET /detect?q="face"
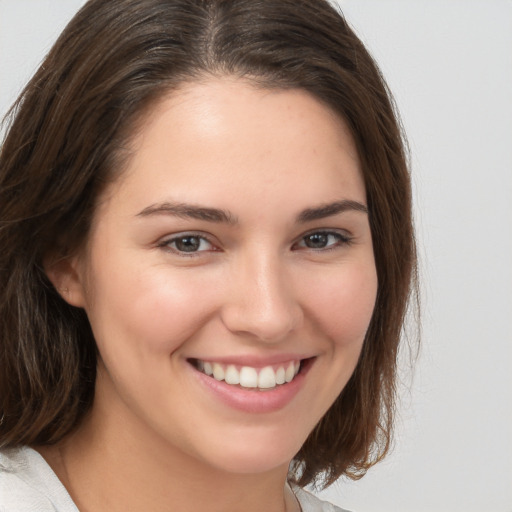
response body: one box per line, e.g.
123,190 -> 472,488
60,78 -> 377,476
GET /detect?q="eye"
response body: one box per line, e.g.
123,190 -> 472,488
294,231 -> 352,251
159,234 -> 216,254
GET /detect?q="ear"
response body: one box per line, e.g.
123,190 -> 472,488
44,254 -> 87,308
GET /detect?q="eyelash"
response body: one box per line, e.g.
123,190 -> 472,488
157,232 -> 217,256
158,230 -> 353,256
292,230 -> 353,251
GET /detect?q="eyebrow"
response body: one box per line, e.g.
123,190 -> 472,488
296,200 -> 368,223
136,199 -> 367,224
136,202 -> 237,224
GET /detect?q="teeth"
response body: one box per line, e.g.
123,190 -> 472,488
225,365 -> 240,385
285,362 -> 295,383
213,363 -> 225,381
258,366 -> 276,389
203,362 -> 213,376
196,360 -> 302,389
239,367 -> 258,388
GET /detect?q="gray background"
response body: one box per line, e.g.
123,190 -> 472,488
1,1 -> 511,511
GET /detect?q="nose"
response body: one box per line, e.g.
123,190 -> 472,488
220,252 -> 303,343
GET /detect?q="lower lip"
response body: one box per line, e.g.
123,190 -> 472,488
189,360 -> 313,414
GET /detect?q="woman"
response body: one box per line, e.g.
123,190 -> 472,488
0,1 -> 416,510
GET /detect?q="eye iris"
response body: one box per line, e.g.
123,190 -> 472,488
305,233 -> 329,248
175,236 -> 201,252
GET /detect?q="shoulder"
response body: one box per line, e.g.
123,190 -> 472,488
0,446 -> 78,512
292,485 -> 352,512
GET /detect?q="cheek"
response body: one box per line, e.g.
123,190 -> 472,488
86,260 -> 218,356
304,261 -> 378,346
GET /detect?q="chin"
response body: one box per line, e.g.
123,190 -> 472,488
206,451 -> 292,476
191,431 -> 303,476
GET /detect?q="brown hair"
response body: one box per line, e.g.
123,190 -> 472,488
0,0 -> 416,488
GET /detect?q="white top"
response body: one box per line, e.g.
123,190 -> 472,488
0,447 -> 349,512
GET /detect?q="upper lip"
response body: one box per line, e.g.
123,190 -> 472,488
186,353 -> 316,369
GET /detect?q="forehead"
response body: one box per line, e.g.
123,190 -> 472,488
102,78 -> 366,218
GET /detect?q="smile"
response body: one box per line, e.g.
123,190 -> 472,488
191,359 -> 301,390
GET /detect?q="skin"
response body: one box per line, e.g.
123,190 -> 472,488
43,78 -> 378,512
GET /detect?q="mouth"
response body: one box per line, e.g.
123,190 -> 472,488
188,358 -> 311,391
